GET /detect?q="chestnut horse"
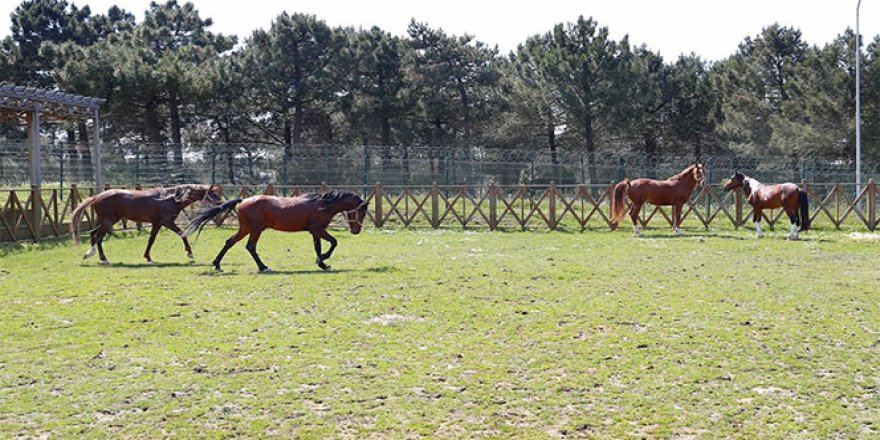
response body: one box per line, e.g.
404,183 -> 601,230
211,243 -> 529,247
185,190 -> 368,272
610,163 -> 706,236
70,184 -> 222,264
723,171 -> 810,239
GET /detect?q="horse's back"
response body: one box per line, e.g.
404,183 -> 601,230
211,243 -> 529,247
629,178 -> 690,205
238,195 -> 316,232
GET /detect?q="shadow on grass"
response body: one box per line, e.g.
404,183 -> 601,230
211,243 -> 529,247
83,261 -> 213,268
198,265 -> 397,276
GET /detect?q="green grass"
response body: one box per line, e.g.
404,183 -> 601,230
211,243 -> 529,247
1,226 -> 879,438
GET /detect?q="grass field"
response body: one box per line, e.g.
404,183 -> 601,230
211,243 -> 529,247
1,225 -> 879,438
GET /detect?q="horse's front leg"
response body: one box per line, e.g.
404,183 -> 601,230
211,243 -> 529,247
753,209 -> 763,238
673,204 -> 683,236
310,227 -> 337,271
629,202 -> 644,237
164,221 -> 194,259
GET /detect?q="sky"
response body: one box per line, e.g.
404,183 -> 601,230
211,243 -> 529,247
1,0 -> 878,62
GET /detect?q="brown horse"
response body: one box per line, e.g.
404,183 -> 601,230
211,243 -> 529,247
723,171 -> 810,239
610,163 -> 706,236
185,190 -> 368,272
70,184 -> 222,264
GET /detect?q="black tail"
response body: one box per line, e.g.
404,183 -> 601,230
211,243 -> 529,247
184,198 -> 242,239
798,189 -> 810,231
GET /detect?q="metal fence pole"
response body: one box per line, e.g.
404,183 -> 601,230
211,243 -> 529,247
135,145 -> 141,184
58,143 -> 64,199
210,145 -> 216,186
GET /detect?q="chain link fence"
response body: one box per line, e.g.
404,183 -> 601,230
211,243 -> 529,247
2,142 -> 879,189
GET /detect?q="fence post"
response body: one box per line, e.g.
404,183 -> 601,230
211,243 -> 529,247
374,182 -> 384,228
548,181 -> 557,230
431,182 -> 439,229
488,181 -> 497,230
868,179 -> 876,231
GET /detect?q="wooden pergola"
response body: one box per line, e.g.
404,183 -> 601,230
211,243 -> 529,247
0,84 -> 104,241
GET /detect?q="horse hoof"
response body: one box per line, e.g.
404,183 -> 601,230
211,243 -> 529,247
83,246 -> 96,260
320,265 -> 331,271
100,260 -> 110,266
187,253 -> 194,259
260,267 -> 272,273
214,266 -> 223,272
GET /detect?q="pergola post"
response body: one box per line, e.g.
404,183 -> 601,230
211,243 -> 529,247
28,105 -> 42,241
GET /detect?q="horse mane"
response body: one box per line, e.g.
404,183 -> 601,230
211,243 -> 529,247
303,190 -> 359,209
670,164 -> 698,180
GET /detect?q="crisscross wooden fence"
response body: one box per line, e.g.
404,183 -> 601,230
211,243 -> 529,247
1,180 -> 877,242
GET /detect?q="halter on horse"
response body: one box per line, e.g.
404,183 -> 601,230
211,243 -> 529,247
185,190 -> 368,272
69,184 -> 222,264
610,163 -> 706,237
723,171 -> 810,239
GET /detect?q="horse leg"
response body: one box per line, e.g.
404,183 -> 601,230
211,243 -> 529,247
753,209 -> 763,238
244,229 -> 270,272
786,207 -> 799,240
673,204 -> 683,236
163,221 -> 194,259
143,222 -> 161,263
213,228 -> 248,271
84,227 -> 100,260
95,221 -> 113,264
310,227 -> 337,271
629,202 -> 644,237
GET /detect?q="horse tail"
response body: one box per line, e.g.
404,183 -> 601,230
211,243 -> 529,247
798,189 -> 810,231
610,179 -> 631,225
184,198 -> 242,238
69,195 -> 99,245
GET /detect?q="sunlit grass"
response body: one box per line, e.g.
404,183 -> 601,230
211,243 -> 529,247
1,226 -> 879,438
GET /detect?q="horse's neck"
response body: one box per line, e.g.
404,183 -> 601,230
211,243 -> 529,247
670,169 -> 697,188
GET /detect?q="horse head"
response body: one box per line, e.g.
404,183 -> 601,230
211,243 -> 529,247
342,195 -> 369,235
693,163 -> 707,187
723,171 -> 745,192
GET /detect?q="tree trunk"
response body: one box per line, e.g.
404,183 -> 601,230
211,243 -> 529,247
547,114 -> 559,181
584,112 -> 597,184
283,118 -> 292,157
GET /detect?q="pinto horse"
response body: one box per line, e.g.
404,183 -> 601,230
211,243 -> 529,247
610,163 -> 706,236
185,190 -> 368,272
723,172 -> 810,239
69,184 -> 222,264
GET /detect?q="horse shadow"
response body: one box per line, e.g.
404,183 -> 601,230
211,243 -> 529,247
198,265 -> 396,276
87,261 -> 213,269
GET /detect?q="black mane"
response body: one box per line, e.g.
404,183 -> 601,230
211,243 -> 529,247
303,190 -> 359,209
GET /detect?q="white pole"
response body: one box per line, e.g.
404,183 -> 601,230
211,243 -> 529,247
856,0 -> 862,198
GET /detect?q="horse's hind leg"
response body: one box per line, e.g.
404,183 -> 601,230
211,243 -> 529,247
95,221 -> 114,264
786,208 -> 799,240
213,227 -> 248,271
753,209 -> 763,238
629,202 -> 644,237
143,223 -> 161,262
244,229 -> 270,272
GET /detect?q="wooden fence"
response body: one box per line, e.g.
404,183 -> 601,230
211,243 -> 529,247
1,180 -> 877,242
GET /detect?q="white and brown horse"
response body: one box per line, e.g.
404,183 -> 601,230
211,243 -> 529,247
723,171 -> 810,239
